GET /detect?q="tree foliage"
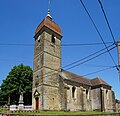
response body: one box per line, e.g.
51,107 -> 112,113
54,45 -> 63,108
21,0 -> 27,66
0,64 -> 33,105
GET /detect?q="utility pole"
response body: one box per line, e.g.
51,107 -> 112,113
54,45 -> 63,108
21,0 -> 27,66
117,41 -> 120,82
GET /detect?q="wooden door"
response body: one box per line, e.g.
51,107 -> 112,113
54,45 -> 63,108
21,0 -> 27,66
35,97 -> 39,110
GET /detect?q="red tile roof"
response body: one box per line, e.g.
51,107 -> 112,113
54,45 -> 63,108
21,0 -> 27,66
35,16 -> 62,36
90,77 -> 111,87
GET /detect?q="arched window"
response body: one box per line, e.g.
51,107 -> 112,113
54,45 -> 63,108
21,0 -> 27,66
51,34 -> 55,44
106,90 -> 109,100
72,86 -> 76,98
86,89 -> 89,100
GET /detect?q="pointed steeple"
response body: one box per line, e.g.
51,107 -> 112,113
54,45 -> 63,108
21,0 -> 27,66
47,0 -> 52,19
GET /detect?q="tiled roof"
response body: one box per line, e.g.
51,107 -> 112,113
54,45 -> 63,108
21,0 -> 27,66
59,69 -> 91,86
90,77 -> 111,87
59,69 -> 112,88
35,16 -> 62,36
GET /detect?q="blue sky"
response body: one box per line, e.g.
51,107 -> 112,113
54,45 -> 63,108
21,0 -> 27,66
0,0 -> 120,99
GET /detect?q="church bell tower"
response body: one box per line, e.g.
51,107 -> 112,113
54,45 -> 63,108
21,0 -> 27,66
32,9 -> 62,110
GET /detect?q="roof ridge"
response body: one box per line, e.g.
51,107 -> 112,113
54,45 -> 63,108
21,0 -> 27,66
61,69 -> 91,86
98,77 -> 103,84
90,77 -> 111,87
62,69 -> 90,80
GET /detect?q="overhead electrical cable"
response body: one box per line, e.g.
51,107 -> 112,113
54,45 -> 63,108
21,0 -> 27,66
1,1 -> 117,81
62,42 -> 113,46
82,66 -> 116,77
64,46 -> 115,70
68,66 -> 116,81
0,44 -> 115,80
40,66 -> 116,79
0,42 -> 113,47
97,0 -> 116,44
0,43 -> 34,46
0,44 -> 114,74
97,0 -> 120,82
0,58 -> 32,62
79,0 -> 117,69
82,63 -> 114,68
63,44 -> 114,68
38,44 -> 115,78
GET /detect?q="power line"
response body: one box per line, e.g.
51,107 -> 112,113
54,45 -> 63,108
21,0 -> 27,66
79,0 -> 117,69
0,42 -> 113,47
0,47 -> 116,84
67,66 -> 116,82
38,66 -> 116,81
0,44 -> 115,80
0,44 -> 115,81
63,44 -> 114,68
37,44 -> 115,79
0,58 -> 32,62
0,44 -> 114,64
82,66 -> 116,77
62,42 -> 113,46
98,0 -> 116,44
0,43 -> 34,46
82,63 -> 114,68
65,46 -> 116,70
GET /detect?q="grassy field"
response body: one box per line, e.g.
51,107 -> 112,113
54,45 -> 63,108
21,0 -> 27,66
22,111 -> 113,115
5,110 -> 120,115
0,108 -> 119,115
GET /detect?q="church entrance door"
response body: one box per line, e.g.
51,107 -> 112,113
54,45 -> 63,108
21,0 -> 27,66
35,97 -> 39,110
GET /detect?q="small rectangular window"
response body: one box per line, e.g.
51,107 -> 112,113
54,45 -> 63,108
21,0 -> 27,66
51,34 -> 55,44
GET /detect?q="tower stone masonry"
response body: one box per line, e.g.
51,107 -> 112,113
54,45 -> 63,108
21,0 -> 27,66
32,15 -> 62,110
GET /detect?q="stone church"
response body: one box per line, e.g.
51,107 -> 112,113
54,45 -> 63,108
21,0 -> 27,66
32,14 -> 116,112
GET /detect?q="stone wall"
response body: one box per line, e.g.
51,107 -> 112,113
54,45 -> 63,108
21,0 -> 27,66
91,88 -> 101,111
103,89 -> 115,112
66,85 -> 82,111
32,28 -> 62,111
61,80 -> 91,112
59,77 -> 67,111
116,100 -> 120,112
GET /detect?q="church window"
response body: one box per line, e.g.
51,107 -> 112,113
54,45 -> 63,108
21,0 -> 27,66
35,75 -> 39,87
86,89 -> 89,100
51,34 -> 55,44
72,86 -> 76,98
106,90 -> 109,100
38,35 -> 41,42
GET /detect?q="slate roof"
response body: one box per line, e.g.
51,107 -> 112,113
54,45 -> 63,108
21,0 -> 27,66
59,69 -> 111,88
35,16 -> 62,36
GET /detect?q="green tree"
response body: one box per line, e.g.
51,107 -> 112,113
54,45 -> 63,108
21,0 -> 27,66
0,64 -> 33,105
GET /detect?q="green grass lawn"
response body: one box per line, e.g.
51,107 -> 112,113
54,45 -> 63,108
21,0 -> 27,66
0,107 -> 119,115
8,110 -> 119,115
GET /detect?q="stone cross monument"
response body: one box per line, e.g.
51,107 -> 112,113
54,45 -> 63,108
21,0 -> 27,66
18,92 -> 24,110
